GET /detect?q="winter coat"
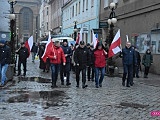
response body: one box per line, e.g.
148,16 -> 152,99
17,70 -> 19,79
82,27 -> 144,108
16,47 -> 29,62
61,45 -> 72,63
94,49 -> 107,68
74,46 -> 90,69
88,48 -> 94,67
0,45 -> 11,65
142,52 -> 153,67
122,47 -> 137,65
31,44 -> 38,53
47,45 -> 66,64
135,50 -> 141,65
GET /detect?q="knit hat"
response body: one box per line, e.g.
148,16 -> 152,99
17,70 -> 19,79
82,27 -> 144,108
86,43 -> 90,46
0,40 -> 6,44
80,41 -> 85,45
63,39 -> 68,43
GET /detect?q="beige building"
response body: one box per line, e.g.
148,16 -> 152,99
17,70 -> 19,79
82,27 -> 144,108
14,0 -> 41,43
100,0 -> 160,74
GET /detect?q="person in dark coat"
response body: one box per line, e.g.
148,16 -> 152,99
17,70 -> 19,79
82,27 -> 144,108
142,49 -> 153,78
87,43 -> 95,81
0,40 -> 11,86
74,41 -> 90,88
31,42 -> 38,63
60,39 -> 72,85
16,42 -> 29,76
133,46 -> 141,78
38,44 -> 46,72
120,42 -> 136,87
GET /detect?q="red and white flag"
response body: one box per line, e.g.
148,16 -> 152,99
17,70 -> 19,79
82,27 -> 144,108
108,29 -> 121,58
76,33 -> 80,44
41,31 -> 55,62
25,35 -> 33,57
92,30 -> 98,49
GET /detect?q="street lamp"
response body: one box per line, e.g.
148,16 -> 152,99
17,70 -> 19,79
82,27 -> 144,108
59,26 -> 62,34
73,20 -> 78,41
8,0 -> 17,65
107,2 -> 117,76
16,27 -> 19,49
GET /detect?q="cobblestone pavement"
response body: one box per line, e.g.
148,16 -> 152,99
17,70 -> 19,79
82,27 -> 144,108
0,57 -> 160,120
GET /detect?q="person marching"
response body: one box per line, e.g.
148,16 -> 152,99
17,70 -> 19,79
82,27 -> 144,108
94,41 -> 107,88
47,41 -> 66,88
120,42 -> 136,87
60,39 -> 72,86
16,42 -> 29,77
86,43 -> 95,81
0,40 -> 11,86
142,49 -> 153,78
74,41 -> 90,88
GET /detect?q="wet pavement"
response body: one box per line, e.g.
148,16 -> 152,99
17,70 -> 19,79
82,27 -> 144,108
0,57 -> 160,120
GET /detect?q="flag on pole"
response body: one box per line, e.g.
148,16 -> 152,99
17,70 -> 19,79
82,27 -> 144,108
126,35 -> 129,42
41,31 -> 55,62
79,28 -> 83,44
108,29 -> 121,58
25,35 -> 33,57
76,33 -> 80,44
92,30 -> 98,49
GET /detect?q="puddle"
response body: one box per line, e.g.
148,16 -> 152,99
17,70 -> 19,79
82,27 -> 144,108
45,116 -> 60,120
119,102 -> 149,109
7,90 -> 70,107
17,77 -> 51,83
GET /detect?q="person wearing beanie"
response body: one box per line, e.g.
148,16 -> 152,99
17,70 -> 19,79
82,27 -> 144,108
60,39 -> 72,86
0,40 -> 11,86
74,40 -> 90,88
15,42 -> 29,76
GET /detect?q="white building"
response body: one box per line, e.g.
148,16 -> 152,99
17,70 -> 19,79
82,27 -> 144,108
62,0 -> 100,44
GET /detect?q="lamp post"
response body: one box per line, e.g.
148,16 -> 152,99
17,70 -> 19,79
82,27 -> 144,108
8,0 -> 17,65
16,27 -> 18,49
59,26 -> 62,34
107,2 -> 117,76
73,20 -> 78,41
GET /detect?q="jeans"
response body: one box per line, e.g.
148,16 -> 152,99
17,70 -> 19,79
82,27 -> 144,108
0,64 -> 9,85
76,66 -> 86,86
122,64 -> 133,86
50,63 -> 60,86
87,66 -> 95,81
60,63 -> 70,84
18,60 -> 27,76
95,67 -> 105,86
31,52 -> 36,62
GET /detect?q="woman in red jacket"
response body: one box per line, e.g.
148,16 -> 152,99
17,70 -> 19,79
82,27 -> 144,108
47,41 -> 66,88
94,42 -> 107,88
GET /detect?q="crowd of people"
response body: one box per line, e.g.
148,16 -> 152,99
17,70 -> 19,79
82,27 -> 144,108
0,39 -> 153,88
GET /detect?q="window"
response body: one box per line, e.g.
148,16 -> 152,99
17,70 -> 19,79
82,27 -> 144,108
76,3 -> 77,16
46,7 -> 48,15
86,0 -> 88,10
78,1 -> 80,14
23,12 -> 29,30
104,0 -> 109,8
72,6 -> 74,17
91,0 -> 94,7
82,0 -> 85,12
46,22 -> 48,30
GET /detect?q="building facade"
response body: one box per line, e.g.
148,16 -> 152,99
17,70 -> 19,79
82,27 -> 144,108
100,0 -> 160,74
14,0 -> 41,43
62,0 -> 100,44
0,0 -> 10,42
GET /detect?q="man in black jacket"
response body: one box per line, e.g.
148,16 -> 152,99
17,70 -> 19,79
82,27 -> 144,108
16,42 -> 29,76
74,41 -> 90,88
60,39 -> 72,86
0,40 -> 11,86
